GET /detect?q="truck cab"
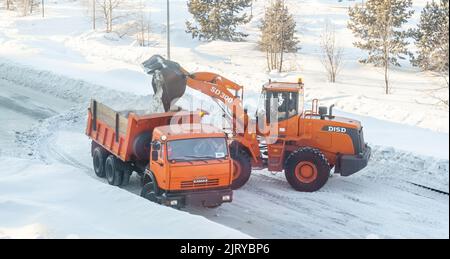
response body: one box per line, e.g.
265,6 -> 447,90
141,124 -> 233,208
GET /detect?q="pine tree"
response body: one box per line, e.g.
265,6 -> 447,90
186,0 -> 252,41
412,0 -> 449,72
348,0 -> 414,94
259,0 -> 298,72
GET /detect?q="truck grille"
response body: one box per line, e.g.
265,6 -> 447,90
180,179 -> 219,189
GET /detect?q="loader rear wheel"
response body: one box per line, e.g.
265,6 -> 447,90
285,148 -> 330,192
105,155 -> 123,186
230,145 -> 251,190
92,146 -> 107,178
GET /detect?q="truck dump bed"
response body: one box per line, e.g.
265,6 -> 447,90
86,100 -> 203,162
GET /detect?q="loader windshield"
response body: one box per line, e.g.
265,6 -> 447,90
258,90 -> 302,122
167,138 -> 228,161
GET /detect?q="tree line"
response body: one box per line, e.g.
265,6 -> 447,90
2,0 -> 448,102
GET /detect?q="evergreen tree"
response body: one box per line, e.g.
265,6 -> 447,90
259,0 -> 298,72
412,0 -> 449,72
348,0 -> 414,94
186,0 -> 252,41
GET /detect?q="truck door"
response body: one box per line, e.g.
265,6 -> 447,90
150,141 -> 167,189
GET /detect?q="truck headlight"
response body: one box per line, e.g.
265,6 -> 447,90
222,195 -> 231,201
170,200 -> 178,206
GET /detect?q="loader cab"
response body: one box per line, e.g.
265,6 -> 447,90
256,80 -> 304,137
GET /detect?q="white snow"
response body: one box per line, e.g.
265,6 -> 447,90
0,156 -> 250,239
0,0 -> 448,238
1,63 -> 447,238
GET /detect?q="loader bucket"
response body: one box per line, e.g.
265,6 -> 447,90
142,55 -> 187,112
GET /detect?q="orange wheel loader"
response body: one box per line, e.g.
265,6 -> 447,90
86,100 -> 233,208
142,55 -> 372,192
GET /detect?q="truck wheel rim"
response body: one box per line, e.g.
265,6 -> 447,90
232,160 -> 241,180
295,161 -> 318,184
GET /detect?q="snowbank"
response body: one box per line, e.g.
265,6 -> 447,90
0,156 -> 250,239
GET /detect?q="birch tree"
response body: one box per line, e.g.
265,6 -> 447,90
320,21 -> 344,83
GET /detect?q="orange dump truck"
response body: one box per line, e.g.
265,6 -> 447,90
86,100 -> 233,208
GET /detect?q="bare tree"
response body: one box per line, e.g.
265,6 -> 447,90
9,0 -> 39,16
5,0 -> 12,10
96,0 -> 122,33
80,0 -> 97,30
427,62 -> 450,108
320,21 -> 344,83
135,0 -> 151,46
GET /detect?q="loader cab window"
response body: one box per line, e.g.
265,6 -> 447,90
265,91 -> 299,122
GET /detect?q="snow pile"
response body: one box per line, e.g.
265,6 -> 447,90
370,146 -> 449,192
0,59 -> 150,106
0,156 -> 250,239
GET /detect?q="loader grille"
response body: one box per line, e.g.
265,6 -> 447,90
180,179 -> 219,189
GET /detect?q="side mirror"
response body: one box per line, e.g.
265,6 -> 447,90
151,150 -> 159,161
151,141 -> 161,151
151,141 -> 161,161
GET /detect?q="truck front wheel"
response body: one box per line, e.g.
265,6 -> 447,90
285,147 -> 330,192
92,146 -> 107,178
141,182 -> 159,204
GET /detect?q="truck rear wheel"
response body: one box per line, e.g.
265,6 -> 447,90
105,155 -> 123,186
92,146 -> 107,178
285,147 -> 330,192
230,145 -> 252,190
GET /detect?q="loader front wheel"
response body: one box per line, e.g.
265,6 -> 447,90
92,146 -> 107,178
285,148 -> 330,192
105,155 -> 123,186
230,147 -> 252,190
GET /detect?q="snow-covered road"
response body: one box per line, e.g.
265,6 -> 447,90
1,68 -> 447,238
0,79 -> 72,155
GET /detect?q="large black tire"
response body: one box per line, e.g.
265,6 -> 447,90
141,181 -> 159,204
230,144 -> 252,190
284,147 -> 330,192
92,146 -> 107,178
105,155 -> 123,186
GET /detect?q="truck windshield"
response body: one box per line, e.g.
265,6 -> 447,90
167,138 -> 228,161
